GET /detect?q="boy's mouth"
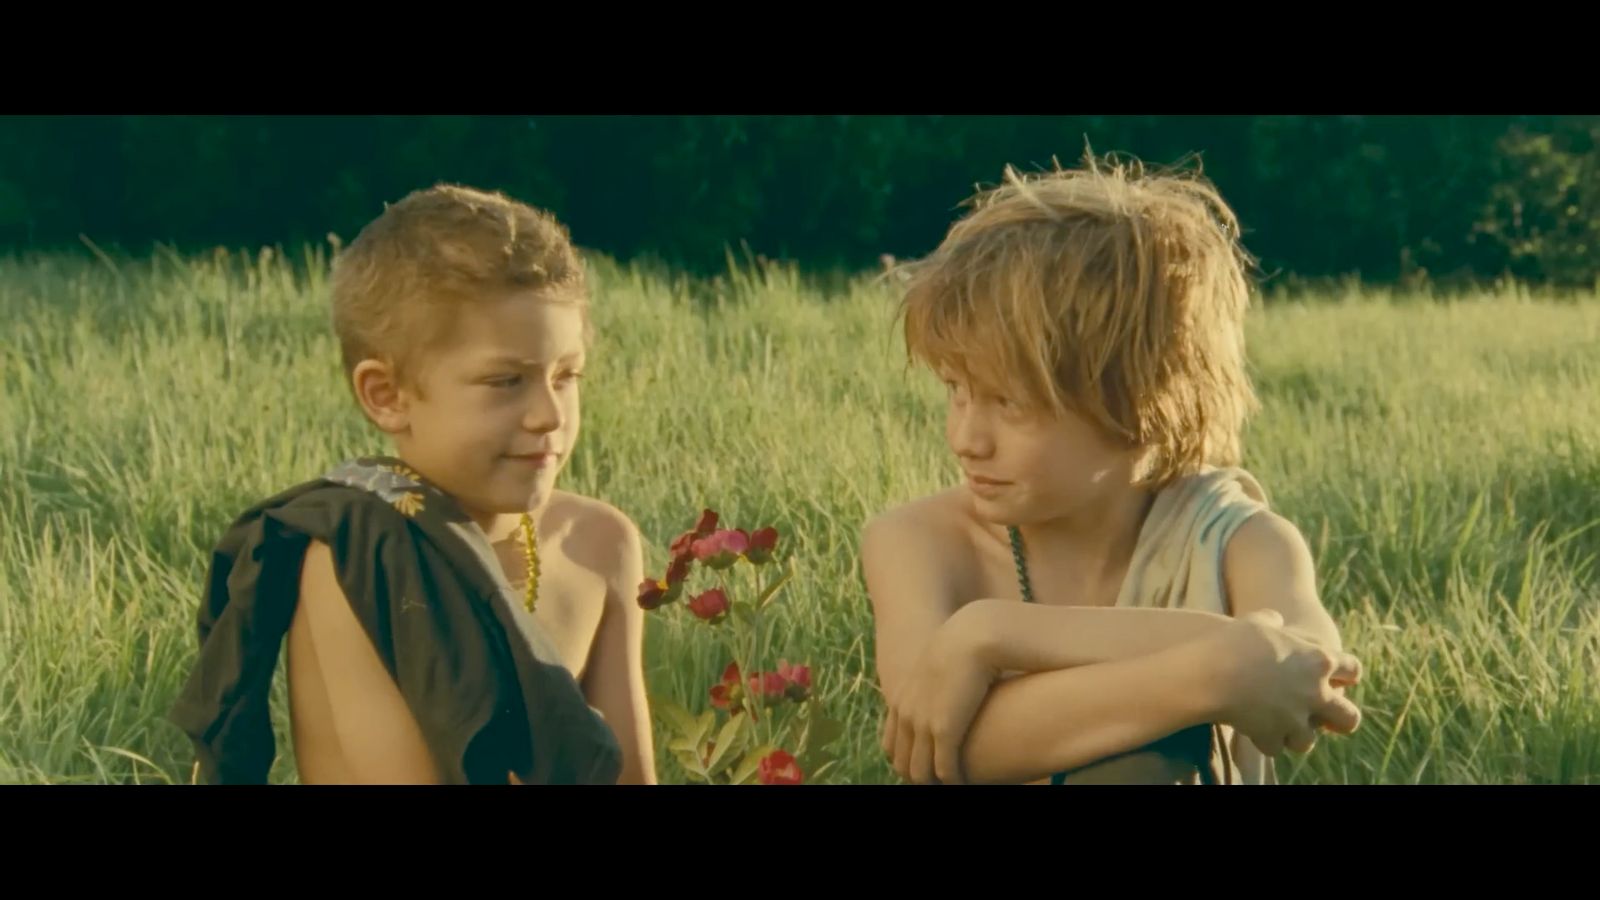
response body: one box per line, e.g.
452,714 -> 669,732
965,472 -> 1011,498
505,451 -> 558,469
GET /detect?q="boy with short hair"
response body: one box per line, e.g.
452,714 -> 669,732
171,184 -> 656,785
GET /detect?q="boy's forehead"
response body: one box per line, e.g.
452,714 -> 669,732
461,292 -> 585,333
929,351 -> 1022,394
453,335 -> 586,365
431,298 -> 587,362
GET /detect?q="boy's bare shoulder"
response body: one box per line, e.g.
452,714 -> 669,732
865,487 -> 974,535
1219,507 -> 1344,647
862,490 -> 988,687
1222,509 -> 1312,579
861,488 -> 981,576
545,490 -> 643,570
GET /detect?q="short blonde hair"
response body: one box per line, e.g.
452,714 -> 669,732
897,155 -> 1259,488
330,183 -> 591,391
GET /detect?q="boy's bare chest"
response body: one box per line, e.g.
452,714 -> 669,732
967,536 -> 1122,610
491,540 -> 606,681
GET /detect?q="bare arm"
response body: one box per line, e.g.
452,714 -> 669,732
947,508 -> 1346,678
957,639 -> 1227,784
292,539 -> 442,784
862,512 -> 964,703
867,507 -> 1362,784
954,510 -> 1362,781
865,511 -> 1229,783
580,513 -> 658,785
956,600 -> 1235,674
1222,511 -> 1346,652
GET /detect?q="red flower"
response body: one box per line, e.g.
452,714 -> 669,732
693,529 -> 751,570
709,662 -> 745,712
670,509 -> 720,559
687,588 -> 730,622
758,750 -> 803,785
746,526 -> 779,564
665,552 -> 692,586
636,578 -> 670,610
777,659 -> 812,701
670,530 -> 697,558
745,670 -> 788,705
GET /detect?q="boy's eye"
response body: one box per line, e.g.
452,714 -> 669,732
556,370 -> 584,387
996,396 -> 1033,418
487,374 -> 523,388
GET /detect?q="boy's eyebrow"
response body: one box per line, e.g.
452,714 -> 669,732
479,352 -> 586,368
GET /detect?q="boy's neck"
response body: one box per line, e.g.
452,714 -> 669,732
1012,485 -> 1157,588
480,511 -> 528,543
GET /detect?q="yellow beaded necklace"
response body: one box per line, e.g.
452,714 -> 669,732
520,511 -> 540,613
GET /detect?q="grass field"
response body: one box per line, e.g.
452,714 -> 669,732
3,245 -> 1599,784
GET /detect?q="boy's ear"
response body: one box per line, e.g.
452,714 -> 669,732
351,359 -> 410,434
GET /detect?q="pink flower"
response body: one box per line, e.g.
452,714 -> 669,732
777,659 -> 812,701
687,588 -> 730,622
758,750 -> 803,785
746,526 -> 779,564
670,509 -> 720,558
747,670 -> 788,704
693,529 -> 751,570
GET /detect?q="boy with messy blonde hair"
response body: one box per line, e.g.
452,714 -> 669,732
866,156 -> 1364,785
171,184 -> 656,785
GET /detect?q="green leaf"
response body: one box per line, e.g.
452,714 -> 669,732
732,744 -> 780,785
803,712 -> 846,754
755,558 -> 796,609
791,703 -> 846,783
673,749 -> 711,782
692,709 -> 716,746
705,712 -> 749,775
795,744 -> 838,784
667,735 -> 697,754
809,759 -> 841,782
657,701 -> 700,739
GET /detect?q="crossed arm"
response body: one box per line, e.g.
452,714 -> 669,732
865,510 -> 1360,785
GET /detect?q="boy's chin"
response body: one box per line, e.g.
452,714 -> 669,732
966,487 -> 1014,514
505,475 -> 558,512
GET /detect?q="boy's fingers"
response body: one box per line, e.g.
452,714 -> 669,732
1331,653 -> 1362,686
909,729 -> 935,784
1317,695 -> 1362,735
1284,724 -> 1318,755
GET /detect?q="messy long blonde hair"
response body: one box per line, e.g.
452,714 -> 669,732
897,154 -> 1259,488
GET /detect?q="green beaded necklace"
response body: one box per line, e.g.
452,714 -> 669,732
1007,526 -> 1035,605
1006,524 -> 1066,786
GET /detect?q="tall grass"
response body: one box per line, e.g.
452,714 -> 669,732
3,247 -> 1597,784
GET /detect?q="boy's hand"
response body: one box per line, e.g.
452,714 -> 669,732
1210,610 -> 1363,757
881,610 -> 997,785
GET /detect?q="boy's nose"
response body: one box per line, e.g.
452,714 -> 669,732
949,411 -> 994,459
522,393 -> 563,433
